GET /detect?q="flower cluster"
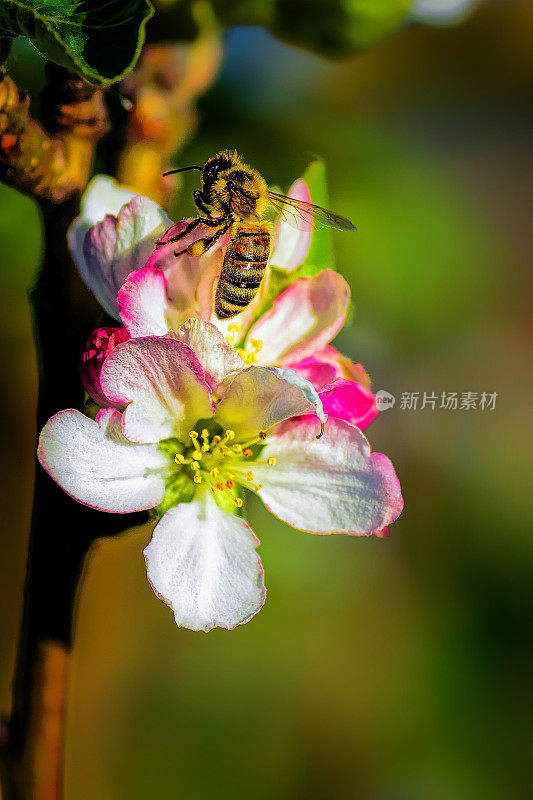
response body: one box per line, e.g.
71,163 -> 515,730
38,168 -> 403,631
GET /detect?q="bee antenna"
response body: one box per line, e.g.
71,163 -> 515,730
162,166 -> 203,177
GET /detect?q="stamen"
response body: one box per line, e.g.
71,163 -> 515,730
210,467 -> 219,478
234,498 -> 243,508
316,422 -> 325,439
215,482 -> 224,491
246,471 -> 254,482
192,450 -> 203,460
232,444 -> 243,454
249,338 -> 263,352
226,479 -> 236,490
202,443 -> 210,452
174,453 -> 186,464
259,431 -> 267,440
189,430 -> 199,442
243,448 -> 253,458
201,428 -> 209,439
193,474 -> 202,484
267,457 -> 276,466
191,461 -> 200,471
225,429 -> 235,441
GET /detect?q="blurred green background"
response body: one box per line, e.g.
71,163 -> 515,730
1,2 -> 532,798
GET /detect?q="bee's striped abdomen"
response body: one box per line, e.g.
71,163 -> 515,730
215,224 -> 270,319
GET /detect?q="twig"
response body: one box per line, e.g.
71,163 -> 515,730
0,67 -> 145,800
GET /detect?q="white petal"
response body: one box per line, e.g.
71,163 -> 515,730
251,270 -> 350,366
77,195 -> 172,319
270,367 -> 326,425
252,418 -> 403,535
117,266 -> 170,337
37,409 -> 167,513
100,337 -> 213,444
81,175 -> 137,225
171,318 -> 244,395
269,179 -> 312,271
215,366 -> 323,441
144,492 -> 266,631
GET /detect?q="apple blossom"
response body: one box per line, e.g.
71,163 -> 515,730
38,323 -> 403,632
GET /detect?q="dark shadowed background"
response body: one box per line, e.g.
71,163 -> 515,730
1,2 -> 532,798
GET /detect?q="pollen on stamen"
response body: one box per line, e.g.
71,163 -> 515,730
201,429 -> 209,438
174,453 -> 185,464
243,448 -> 253,458
225,429 -> 235,441
267,457 -> 276,466
226,479 -> 236,490
234,498 -> 243,508
191,461 -> 200,471
189,430 -> 199,441
215,482 -> 224,491
193,474 -> 202,484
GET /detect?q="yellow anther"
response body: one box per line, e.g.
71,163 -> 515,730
250,338 -> 263,352
243,448 -> 253,458
215,482 -> 224,491
256,484 -> 263,490
232,444 -> 242,454
259,431 -> 267,440
189,430 -> 198,440
193,474 -> 202,484
267,457 -> 276,466
234,497 -> 243,508
210,467 -> 219,478
246,471 -> 254,482
228,323 -> 241,333
192,450 -> 203,460
225,429 -> 235,441
174,453 -> 185,464
226,479 -> 236,490
191,461 -> 200,471
201,428 -> 209,438
202,443 -> 210,452
212,435 -> 221,446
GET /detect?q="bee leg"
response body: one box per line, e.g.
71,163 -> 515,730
193,190 -> 211,216
174,221 -> 231,258
157,215 -> 225,247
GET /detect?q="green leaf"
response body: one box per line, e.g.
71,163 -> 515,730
0,0 -> 154,86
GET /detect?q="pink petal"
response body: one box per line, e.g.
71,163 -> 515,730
146,219 -> 230,322
286,356 -> 338,390
269,179 -> 312,271
100,336 -> 213,444
79,326 -> 130,408
311,345 -> 371,389
250,269 -> 350,366
318,379 -> 378,430
117,265 -> 170,337
251,418 -> 403,535
37,408 -> 167,513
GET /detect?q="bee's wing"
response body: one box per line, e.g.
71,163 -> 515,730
268,190 -> 357,232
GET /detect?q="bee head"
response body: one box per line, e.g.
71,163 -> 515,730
202,152 -> 237,191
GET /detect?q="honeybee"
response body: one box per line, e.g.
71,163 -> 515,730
160,150 -> 356,319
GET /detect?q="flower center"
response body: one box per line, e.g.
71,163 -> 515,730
225,323 -> 263,366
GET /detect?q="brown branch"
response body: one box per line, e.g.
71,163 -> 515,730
0,64 -> 109,202
0,66 -> 145,800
